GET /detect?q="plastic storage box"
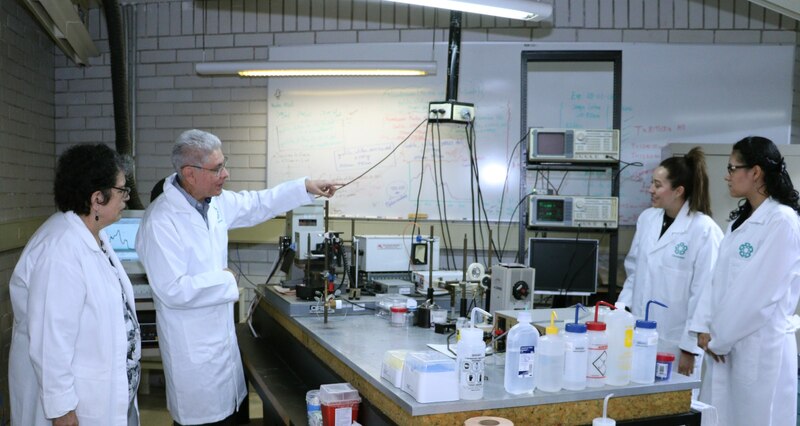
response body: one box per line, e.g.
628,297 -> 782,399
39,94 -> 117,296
319,383 -> 361,426
381,350 -> 409,388
401,351 -> 458,403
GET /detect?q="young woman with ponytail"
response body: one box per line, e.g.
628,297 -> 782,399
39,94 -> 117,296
692,136 -> 800,426
619,147 -> 723,387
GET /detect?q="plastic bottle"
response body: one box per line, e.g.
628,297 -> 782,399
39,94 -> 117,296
504,310 -> 539,394
457,326 -> 486,399
592,393 -> 616,426
630,300 -> 668,384
563,304 -> 589,391
605,302 -> 636,386
586,301 -> 615,388
535,311 -> 564,392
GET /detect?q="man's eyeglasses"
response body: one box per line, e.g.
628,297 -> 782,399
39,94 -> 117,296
111,186 -> 131,197
727,163 -> 752,175
183,157 -> 228,177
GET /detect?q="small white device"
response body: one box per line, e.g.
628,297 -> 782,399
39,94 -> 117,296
490,263 -> 535,315
355,235 -> 440,272
285,201 -> 325,259
528,128 -> 619,163
528,195 -> 618,229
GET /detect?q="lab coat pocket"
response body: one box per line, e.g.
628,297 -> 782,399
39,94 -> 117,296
730,332 -> 761,385
73,365 -> 109,419
183,310 -> 225,364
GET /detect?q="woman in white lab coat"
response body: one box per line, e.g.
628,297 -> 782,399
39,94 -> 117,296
692,136 -> 800,426
9,144 -> 140,426
619,147 -> 723,382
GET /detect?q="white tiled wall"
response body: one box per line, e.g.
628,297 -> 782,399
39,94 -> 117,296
50,0 -> 800,205
0,0 -> 58,420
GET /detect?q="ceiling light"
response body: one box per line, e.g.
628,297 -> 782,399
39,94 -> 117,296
386,0 -> 552,21
195,61 -> 438,77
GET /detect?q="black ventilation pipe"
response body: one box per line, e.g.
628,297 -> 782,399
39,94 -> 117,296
103,0 -> 143,209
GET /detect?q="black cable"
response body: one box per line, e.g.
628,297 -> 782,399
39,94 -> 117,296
605,155 -> 644,182
231,244 -> 259,288
465,122 -> 503,263
494,133 -> 528,263
336,117 -> 429,191
411,122 -> 431,234
434,120 -> 457,269
430,120 -> 452,269
467,125 -> 478,262
342,298 -> 375,311
499,191 -> 537,263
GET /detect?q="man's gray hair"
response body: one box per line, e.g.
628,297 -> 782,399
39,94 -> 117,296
171,129 -> 222,173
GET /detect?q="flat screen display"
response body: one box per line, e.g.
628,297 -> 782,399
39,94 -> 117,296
536,132 -> 566,156
536,199 -> 565,222
103,211 -> 146,275
528,238 -> 598,294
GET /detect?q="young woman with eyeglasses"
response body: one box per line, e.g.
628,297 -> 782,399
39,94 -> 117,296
691,136 -> 800,426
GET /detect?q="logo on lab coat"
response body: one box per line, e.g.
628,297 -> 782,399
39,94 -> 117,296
673,242 -> 688,257
738,242 -> 754,258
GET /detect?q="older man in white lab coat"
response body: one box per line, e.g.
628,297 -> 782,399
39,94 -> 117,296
136,129 -> 338,425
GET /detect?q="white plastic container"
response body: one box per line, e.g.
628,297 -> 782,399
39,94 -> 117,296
401,351 -> 458,403
457,327 -> 485,400
631,320 -> 659,384
504,310 -> 539,394
605,302 -> 635,386
563,321 -> 589,391
586,301 -> 614,388
535,311 -> 564,393
586,322 -> 609,388
380,350 -> 409,388
630,300 -> 667,384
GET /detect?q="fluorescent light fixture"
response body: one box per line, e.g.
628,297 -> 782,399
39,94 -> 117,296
386,0 -> 552,21
195,61 -> 437,77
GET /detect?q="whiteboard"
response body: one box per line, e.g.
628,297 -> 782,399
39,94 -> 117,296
266,42 -> 793,223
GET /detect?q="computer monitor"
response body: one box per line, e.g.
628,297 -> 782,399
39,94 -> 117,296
104,210 -> 146,276
528,237 -> 599,295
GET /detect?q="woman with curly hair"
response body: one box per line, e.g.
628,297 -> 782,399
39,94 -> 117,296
9,144 -> 140,426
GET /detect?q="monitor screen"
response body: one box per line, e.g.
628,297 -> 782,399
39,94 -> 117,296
536,132 -> 566,156
536,199 -> 565,222
103,210 -> 145,275
528,237 -> 598,295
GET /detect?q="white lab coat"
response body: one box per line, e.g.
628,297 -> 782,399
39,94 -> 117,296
691,198 -> 800,426
9,212 -> 139,426
619,202 -> 723,367
135,174 -> 313,425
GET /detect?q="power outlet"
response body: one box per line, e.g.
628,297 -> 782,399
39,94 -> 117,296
428,101 -> 475,123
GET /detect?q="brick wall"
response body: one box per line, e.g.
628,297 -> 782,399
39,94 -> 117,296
0,0 -> 57,421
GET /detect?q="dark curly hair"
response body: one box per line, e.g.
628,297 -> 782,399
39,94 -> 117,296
54,144 -> 132,215
729,136 -> 800,221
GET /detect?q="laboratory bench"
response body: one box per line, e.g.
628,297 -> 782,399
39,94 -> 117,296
239,285 -> 700,425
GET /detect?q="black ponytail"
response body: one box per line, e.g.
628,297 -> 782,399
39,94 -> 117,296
729,136 -> 800,221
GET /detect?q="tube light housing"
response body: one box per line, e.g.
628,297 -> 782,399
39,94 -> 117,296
386,0 -> 552,21
195,61 -> 438,77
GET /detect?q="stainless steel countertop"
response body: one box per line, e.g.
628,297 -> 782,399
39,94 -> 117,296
259,286 -> 700,416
